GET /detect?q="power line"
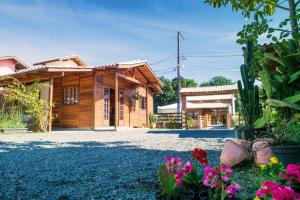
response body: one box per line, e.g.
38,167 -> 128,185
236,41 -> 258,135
154,67 -> 176,72
149,52 -> 243,66
182,55 -> 242,58
149,54 -> 176,65
182,50 -> 241,54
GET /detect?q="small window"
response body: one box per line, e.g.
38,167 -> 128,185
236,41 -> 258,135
139,97 -> 146,110
63,86 -> 79,105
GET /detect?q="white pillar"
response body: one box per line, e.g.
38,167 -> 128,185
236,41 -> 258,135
231,94 -> 235,116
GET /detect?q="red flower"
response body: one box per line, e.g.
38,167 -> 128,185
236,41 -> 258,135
192,148 -> 208,164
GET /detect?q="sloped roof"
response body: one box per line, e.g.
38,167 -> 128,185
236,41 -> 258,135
180,84 -> 238,94
0,65 -> 93,77
96,60 -> 163,93
0,56 -> 28,69
33,55 -> 86,66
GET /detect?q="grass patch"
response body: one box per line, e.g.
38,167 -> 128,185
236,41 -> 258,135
232,159 -> 263,199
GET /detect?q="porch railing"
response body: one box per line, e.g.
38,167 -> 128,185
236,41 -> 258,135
156,112 -> 185,129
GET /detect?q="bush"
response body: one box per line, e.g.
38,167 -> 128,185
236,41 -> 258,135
3,79 -> 53,132
0,106 -> 26,129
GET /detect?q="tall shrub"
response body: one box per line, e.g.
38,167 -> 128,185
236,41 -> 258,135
3,79 -> 53,132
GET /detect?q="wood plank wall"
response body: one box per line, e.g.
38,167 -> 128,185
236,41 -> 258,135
52,72 -> 155,129
79,73 -> 94,128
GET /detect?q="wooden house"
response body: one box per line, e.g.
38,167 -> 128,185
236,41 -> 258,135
180,84 -> 238,129
0,55 -> 162,131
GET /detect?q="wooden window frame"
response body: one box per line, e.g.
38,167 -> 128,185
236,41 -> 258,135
63,85 -> 79,105
139,96 -> 146,110
104,88 -> 110,121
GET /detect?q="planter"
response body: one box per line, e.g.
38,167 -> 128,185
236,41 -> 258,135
271,144 -> 300,166
221,140 -> 250,167
236,140 -> 252,152
150,123 -> 156,129
252,139 -> 273,165
235,127 -> 255,141
0,128 -> 28,134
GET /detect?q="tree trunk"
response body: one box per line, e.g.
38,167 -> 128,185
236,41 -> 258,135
288,0 -> 299,38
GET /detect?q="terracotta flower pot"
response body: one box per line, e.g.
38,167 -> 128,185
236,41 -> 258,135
150,123 -> 156,129
221,140 -> 250,167
236,140 -> 252,152
252,139 -> 273,165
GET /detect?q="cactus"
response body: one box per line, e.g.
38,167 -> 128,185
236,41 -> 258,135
238,41 -> 262,129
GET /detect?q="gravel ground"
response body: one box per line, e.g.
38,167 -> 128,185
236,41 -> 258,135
0,128 -> 235,200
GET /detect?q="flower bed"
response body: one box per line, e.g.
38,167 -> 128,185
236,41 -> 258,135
157,148 -> 300,200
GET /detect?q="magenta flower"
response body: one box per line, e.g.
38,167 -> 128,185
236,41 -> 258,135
256,180 -> 300,199
183,161 -> 194,174
226,184 -> 241,198
272,186 -> 297,200
163,157 -> 194,187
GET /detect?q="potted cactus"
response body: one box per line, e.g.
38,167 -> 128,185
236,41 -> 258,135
236,41 -> 263,141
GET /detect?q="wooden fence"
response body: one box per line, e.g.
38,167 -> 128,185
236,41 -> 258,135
156,112 -> 186,129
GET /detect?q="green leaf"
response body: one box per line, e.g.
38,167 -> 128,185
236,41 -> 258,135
259,70 -> 272,98
289,70 -> 300,84
268,99 -> 300,111
158,164 -> 176,196
254,107 -> 272,128
283,93 -> 300,103
264,53 -> 285,66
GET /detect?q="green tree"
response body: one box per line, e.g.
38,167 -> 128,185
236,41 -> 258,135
199,76 -> 234,86
172,77 -> 199,94
154,76 -> 198,112
205,0 -> 300,44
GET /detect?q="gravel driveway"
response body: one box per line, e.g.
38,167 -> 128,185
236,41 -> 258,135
0,129 -> 234,200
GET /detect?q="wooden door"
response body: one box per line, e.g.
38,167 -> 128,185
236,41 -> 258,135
119,90 -> 124,126
103,88 -> 110,127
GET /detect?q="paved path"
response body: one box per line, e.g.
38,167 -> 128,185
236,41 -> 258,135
0,129 -> 234,200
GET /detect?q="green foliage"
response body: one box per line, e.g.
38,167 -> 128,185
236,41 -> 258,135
4,80 -> 53,132
205,0 -> 299,45
167,117 -> 178,129
149,113 -> 157,124
0,106 -> 27,129
186,115 -> 193,130
254,39 -> 300,143
158,164 -> 177,197
238,41 -> 262,129
199,76 -> 234,86
154,76 -> 198,111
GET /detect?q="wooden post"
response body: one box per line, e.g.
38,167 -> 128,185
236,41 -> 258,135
114,73 -> 119,130
48,77 -> 54,132
226,112 -> 232,129
146,86 -> 149,127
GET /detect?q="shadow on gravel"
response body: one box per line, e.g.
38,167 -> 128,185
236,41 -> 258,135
0,140 -> 221,200
146,129 -> 236,139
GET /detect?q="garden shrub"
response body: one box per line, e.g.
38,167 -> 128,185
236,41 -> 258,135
3,79 -> 53,132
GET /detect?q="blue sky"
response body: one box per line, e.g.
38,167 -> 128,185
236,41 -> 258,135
0,0 -> 287,83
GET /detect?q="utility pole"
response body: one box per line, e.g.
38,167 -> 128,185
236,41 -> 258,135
177,31 -> 184,114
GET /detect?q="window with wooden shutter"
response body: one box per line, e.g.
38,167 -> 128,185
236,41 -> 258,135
63,86 -> 79,105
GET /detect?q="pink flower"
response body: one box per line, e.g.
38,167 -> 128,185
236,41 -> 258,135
183,161 -> 194,174
176,177 -> 183,186
176,169 -> 184,186
272,185 -> 296,200
226,184 -> 241,198
256,180 -> 300,200
256,188 -> 269,198
163,157 -> 194,187
286,164 -> 300,183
